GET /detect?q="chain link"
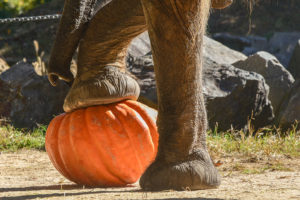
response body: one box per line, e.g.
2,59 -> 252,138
0,14 -> 62,24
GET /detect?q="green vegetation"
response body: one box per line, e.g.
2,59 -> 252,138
0,125 -> 46,152
207,124 -> 300,158
0,0 -> 51,17
241,162 -> 293,174
1,123 -> 299,159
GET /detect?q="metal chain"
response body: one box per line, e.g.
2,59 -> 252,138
0,14 -> 62,24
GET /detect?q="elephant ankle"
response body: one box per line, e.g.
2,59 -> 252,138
63,66 -> 140,112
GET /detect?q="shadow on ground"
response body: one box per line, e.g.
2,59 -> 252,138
1,184 -> 226,200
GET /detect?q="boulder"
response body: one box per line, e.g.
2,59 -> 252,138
203,58 -> 274,131
233,51 -> 295,114
127,32 -> 247,65
128,55 -> 274,131
127,54 -> 157,108
278,80 -> 300,129
128,31 -> 151,57
288,40 -> 300,80
0,58 -> 9,74
0,61 -> 69,129
203,36 -> 247,65
212,33 -> 268,56
268,32 -> 300,67
212,33 -> 251,52
212,32 -> 300,68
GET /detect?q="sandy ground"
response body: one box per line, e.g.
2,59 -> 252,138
0,150 -> 299,200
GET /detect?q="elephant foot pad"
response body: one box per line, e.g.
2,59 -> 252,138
64,66 -> 140,112
140,151 -> 221,191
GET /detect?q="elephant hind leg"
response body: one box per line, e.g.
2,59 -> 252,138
63,0 -> 147,112
140,0 -> 220,190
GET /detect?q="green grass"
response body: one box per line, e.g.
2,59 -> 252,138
0,125 -> 46,152
207,123 -> 300,158
0,123 -> 299,159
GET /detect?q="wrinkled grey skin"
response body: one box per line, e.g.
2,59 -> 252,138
48,0 -> 220,190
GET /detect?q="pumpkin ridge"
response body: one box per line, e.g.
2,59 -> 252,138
101,104 -> 130,185
107,103 -> 143,183
84,106 -> 125,186
90,105 -> 128,185
124,100 -> 158,122
123,100 -> 159,154
56,114 -> 83,184
113,103 -> 145,176
46,114 -> 75,182
119,102 -> 157,155
68,109 -> 99,185
45,115 -> 61,172
72,108 -> 111,186
60,112 -> 92,185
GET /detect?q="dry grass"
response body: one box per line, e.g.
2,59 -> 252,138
1,149 -> 299,200
32,40 -> 47,76
207,122 -> 300,175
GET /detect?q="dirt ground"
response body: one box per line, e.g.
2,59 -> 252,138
0,150 -> 299,200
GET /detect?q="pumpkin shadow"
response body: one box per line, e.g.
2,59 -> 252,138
0,184 -> 139,200
1,185 -> 226,200
0,184 -> 227,200
0,184 -> 87,192
0,183 -> 139,192
2,193 -> 225,200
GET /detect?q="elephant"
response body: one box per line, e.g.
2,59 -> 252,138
212,0 -> 233,9
47,0 -> 232,191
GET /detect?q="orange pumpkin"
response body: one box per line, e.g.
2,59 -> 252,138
45,100 -> 158,187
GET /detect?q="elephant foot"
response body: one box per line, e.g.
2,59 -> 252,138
63,66 -> 140,112
140,150 -> 220,191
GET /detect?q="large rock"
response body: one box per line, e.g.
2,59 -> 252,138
203,36 -> 247,65
203,58 -> 274,130
212,32 -> 300,68
0,58 -> 9,74
128,32 -> 151,57
127,54 -> 157,108
0,62 -> 69,129
288,40 -> 300,80
268,32 -> 300,67
278,80 -> 300,129
212,33 -> 268,56
233,51 -> 295,114
127,32 -> 247,65
128,55 -> 274,131
128,34 -> 273,130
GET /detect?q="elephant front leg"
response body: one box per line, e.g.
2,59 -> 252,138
140,0 -> 220,190
63,0 -> 147,112
47,0 -> 98,85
